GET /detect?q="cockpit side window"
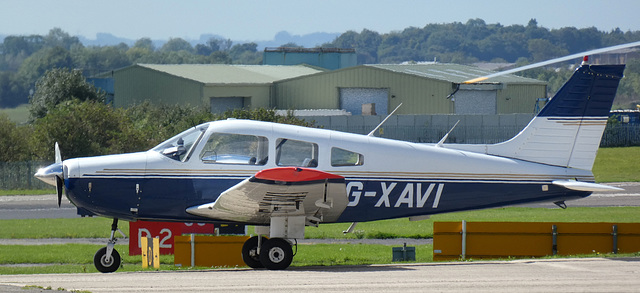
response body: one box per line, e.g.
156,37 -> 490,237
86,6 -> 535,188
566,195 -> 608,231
200,133 -> 268,165
153,126 -> 208,162
276,138 -> 318,167
331,147 -> 364,167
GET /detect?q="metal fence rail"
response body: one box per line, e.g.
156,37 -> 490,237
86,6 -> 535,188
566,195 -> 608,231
1,124 -> 639,190
0,161 -> 52,190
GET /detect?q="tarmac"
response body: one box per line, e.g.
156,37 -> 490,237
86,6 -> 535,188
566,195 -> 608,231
1,258 -> 639,292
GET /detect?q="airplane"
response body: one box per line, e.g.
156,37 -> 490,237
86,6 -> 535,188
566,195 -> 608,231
34,43 -> 636,272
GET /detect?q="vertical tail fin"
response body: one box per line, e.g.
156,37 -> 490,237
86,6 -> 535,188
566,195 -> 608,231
452,64 -> 625,170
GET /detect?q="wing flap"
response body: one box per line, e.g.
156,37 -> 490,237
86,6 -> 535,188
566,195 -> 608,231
186,167 -> 348,224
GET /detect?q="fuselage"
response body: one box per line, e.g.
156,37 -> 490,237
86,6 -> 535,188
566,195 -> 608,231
62,119 -> 592,223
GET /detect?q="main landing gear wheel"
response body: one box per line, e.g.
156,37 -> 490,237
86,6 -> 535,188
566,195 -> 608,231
242,236 -> 268,269
259,238 -> 293,270
94,246 -> 121,273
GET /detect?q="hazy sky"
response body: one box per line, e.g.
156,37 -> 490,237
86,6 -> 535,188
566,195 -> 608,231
2,0 -> 639,41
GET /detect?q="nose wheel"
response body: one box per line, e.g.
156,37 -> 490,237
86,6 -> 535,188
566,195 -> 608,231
94,218 -> 123,273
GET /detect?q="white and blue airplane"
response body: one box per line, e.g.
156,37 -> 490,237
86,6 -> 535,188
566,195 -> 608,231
35,53 -> 630,272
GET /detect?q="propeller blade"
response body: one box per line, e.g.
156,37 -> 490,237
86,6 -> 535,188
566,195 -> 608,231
463,40 -> 640,84
54,142 -> 62,164
56,175 -> 63,207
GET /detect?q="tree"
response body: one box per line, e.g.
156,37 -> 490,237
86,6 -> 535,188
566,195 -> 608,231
160,38 -> 194,53
1,35 -> 44,56
0,114 -> 31,161
527,39 -> 568,62
17,46 -> 74,86
29,68 -> 106,120
43,28 -> 81,50
31,100 -> 145,160
209,51 -> 232,64
124,101 -> 216,149
133,38 -> 156,51
0,71 -> 28,107
229,43 -> 260,64
74,45 -> 131,76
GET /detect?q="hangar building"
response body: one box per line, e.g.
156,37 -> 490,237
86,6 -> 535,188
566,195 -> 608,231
274,63 -> 546,115
103,63 -> 545,116
106,64 -> 323,112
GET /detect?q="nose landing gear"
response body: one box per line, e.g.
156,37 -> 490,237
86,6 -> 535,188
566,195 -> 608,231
94,218 -> 123,273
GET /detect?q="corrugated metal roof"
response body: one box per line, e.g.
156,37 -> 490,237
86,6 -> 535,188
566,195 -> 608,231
367,63 -> 545,84
137,64 -> 323,84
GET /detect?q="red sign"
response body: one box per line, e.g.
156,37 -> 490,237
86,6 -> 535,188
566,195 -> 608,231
129,221 -> 215,255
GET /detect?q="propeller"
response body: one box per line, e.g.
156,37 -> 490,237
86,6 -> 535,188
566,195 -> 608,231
34,142 -> 65,206
462,40 -> 640,84
54,142 -> 64,207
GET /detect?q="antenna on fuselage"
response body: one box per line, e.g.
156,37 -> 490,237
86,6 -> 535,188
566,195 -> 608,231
436,120 -> 460,147
367,103 -> 403,137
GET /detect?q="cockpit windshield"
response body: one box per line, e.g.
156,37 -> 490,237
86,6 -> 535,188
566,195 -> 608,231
152,124 -> 209,161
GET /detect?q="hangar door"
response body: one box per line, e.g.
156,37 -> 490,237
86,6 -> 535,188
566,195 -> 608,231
454,89 -> 497,114
339,88 -> 388,115
210,97 -> 245,113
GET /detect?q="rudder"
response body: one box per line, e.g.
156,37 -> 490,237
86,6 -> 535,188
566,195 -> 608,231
450,64 -> 625,170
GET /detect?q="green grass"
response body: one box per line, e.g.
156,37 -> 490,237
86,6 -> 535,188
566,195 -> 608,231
593,146 -> 640,182
292,244 -> 432,267
0,218 -> 129,239
0,244 -> 175,274
0,104 -> 30,124
0,189 -> 55,196
1,207 -> 638,240
0,243 -> 426,274
0,207 -> 638,274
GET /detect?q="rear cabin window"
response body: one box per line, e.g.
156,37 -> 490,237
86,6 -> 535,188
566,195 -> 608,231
331,147 -> 364,167
200,133 -> 268,165
276,138 -> 318,167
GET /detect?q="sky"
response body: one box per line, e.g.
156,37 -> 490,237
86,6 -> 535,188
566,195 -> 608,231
1,0 -> 640,42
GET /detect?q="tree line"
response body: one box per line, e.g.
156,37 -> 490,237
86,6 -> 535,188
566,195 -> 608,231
3,20 -> 640,108
0,28 -> 262,107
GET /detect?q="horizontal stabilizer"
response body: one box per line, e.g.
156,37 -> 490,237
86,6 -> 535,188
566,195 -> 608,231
552,180 -> 623,192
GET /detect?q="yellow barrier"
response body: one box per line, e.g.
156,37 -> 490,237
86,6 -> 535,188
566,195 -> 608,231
433,222 -> 640,261
141,236 -> 160,269
174,235 -> 249,268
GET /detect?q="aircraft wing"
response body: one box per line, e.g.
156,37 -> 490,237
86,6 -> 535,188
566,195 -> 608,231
186,167 -> 349,225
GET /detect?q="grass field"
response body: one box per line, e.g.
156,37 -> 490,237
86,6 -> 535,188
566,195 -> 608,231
0,206 -> 638,274
2,207 -> 638,240
593,146 -> 640,182
0,104 -> 30,124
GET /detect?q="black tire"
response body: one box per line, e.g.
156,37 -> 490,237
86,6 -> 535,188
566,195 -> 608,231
259,238 -> 293,270
242,236 -> 267,268
94,246 -> 121,273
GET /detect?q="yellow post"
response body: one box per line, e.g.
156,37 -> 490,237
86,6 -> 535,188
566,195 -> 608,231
152,236 -> 160,269
141,237 -> 149,269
